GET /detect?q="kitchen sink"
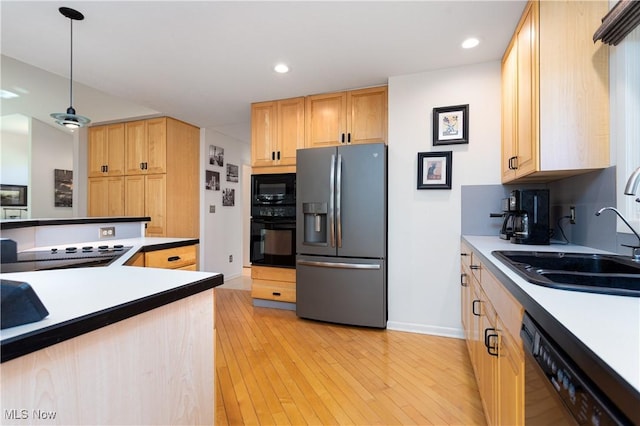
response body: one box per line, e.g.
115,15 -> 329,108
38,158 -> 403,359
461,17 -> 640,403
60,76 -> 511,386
492,250 -> 640,297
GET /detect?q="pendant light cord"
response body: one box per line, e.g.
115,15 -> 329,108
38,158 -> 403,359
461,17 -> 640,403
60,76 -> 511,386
69,17 -> 74,109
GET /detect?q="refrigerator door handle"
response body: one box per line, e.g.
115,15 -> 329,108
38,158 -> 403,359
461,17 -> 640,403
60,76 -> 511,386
329,154 -> 336,248
297,260 -> 381,270
336,153 -> 343,248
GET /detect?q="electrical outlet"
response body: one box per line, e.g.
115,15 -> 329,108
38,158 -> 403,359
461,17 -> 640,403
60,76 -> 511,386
570,206 -> 576,224
99,226 -> 116,238
209,205 -> 215,213
229,255 -> 233,263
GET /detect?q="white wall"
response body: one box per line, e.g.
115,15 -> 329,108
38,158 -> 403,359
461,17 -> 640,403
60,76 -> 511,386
30,118 -> 74,218
387,61 -> 502,337
0,130 -> 29,184
200,128 -> 251,280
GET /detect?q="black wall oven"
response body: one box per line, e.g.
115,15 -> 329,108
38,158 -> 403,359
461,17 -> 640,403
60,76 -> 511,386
250,173 -> 296,268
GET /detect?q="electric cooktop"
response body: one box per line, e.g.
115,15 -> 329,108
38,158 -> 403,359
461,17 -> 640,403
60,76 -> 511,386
1,245 -> 132,273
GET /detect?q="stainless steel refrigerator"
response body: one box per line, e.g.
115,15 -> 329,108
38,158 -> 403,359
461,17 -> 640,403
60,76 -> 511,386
296,143 -> 387,328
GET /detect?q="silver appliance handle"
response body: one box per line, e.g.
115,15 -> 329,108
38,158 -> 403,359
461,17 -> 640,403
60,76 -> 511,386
297,260 -> 380,270
336,153 -> 342,248
329,154 -> 336,248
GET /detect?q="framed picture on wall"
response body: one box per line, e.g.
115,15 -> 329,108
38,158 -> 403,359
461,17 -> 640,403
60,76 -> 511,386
432,104 -> 469,145
417,151 -> 452,189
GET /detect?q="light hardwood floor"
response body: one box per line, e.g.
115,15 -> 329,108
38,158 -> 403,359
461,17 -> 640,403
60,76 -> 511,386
215,287 -> 486,425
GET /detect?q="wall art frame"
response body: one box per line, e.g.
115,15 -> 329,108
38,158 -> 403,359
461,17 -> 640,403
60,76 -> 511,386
432,104 -> 469,145
417,151 -> 452,190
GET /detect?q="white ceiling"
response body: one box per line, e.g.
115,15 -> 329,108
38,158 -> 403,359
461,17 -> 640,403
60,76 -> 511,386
1,1 -> 527,144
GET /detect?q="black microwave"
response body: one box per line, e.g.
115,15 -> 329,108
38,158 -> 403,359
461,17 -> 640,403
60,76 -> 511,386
251,173 -> 296,218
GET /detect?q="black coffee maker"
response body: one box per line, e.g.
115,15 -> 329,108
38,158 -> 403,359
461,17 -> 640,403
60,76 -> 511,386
509,189 -> 550,245
493,197 -> 516,240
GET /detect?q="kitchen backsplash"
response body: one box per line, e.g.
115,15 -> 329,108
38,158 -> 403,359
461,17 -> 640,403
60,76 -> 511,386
461,166 -> 624,253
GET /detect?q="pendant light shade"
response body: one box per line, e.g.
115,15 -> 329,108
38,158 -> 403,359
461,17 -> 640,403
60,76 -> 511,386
50,7 -> 90,129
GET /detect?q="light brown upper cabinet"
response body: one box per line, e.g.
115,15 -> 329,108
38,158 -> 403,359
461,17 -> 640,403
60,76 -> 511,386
305,86 -> 387,148
88,117 -> 199,238
125,118 -> 167,175
88,123 -> 125,177
501,0 -> 609,183
251,97 -> 304,173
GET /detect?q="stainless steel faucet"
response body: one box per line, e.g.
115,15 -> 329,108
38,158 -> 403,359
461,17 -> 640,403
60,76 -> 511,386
624,166 -> 640,201
595,207 -> 640,261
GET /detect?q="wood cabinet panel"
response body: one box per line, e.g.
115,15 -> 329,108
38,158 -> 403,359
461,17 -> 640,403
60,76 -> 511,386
145,245 -> 197,270
251,280 -> 296,303
251,97 -> 304,170
461,242 -> 524,426
305,86 -> 387,148
88,176 -> 124,217
347,86 -> 388,145
305,92 -> 347,148
125,120 -> 148,175
89,117 -> 199,238
88,124 -> 125,177
0,289 -> 214,425
251,266 -> 296,303
501,0 -> 609,183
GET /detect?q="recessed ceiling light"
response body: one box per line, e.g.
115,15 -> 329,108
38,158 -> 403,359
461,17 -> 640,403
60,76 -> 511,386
462,38 -> 480,49
274,63 -> 290,73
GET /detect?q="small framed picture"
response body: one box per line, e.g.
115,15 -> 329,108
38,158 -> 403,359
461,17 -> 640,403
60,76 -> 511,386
432,104 -> 469,145
417,151 -> 452,190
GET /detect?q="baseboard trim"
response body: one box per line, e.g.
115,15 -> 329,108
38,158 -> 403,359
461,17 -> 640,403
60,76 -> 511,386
386,321 -> 464,339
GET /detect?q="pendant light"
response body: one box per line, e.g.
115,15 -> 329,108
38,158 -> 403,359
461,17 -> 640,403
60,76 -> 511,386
50,7 -> 91,129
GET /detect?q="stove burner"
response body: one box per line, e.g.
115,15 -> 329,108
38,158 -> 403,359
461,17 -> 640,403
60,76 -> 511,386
51,248 -> 58,253
98,245 -> 108,250
82,246 -> 93,252
65,247 -> 77,253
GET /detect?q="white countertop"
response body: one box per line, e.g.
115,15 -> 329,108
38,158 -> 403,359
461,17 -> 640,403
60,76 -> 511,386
20,237 -> 199,267
1,237 -> 218,346
463,235 -> 640,394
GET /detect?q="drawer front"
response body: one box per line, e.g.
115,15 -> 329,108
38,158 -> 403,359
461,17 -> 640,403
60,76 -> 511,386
251,265 -> 296,282
145,245 -> 197,269
461,241 -> 473,270
251,280 -> 296,302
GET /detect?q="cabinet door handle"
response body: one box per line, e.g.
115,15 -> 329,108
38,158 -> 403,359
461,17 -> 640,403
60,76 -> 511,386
272,292 -> 281,297
472,300 -> 481,316
140,162 -> 144,170
461,252 -> 469,257
347,133 -> 351,144
510,156 -> 519,170
277,151 -> 281,160
460,273 -> 468,287
485,328 -> 499,356
167,256 -> 181,262
470,264 -> 480,270
272,152 -> 275,161
145,162 -> 148,170
105,165 -> 109,173
341,133 -> 345,143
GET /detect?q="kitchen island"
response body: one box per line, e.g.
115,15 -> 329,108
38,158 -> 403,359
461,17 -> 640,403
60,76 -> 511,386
462,235 -> 640,425
0,225 -> 223,425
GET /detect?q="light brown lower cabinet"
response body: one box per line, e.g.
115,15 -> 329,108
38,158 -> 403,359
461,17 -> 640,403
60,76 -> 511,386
251,265 -> 296,302
126,245 -> 198,270
461,241 -> 524,426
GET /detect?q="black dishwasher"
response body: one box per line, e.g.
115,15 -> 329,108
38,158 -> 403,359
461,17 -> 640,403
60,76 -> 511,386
520,312 -> 631,425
